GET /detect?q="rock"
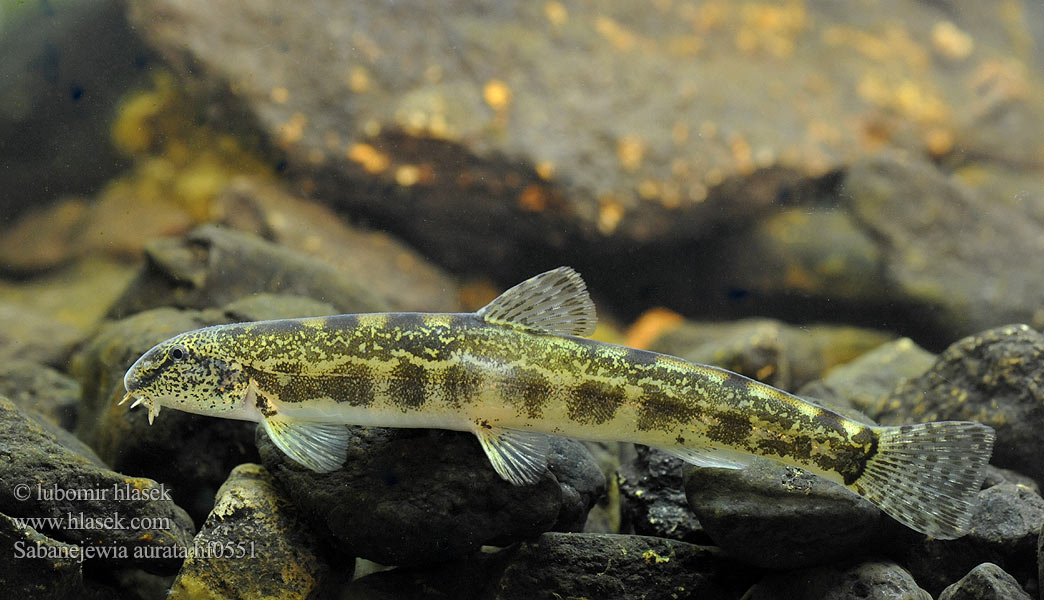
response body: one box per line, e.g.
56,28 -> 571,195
898,483 -> 1044,596
486,532 -> 748,600
216,177 -> 461,312
682,458 -> 887,569
618,446 -> 707,544
0,359 -> 81,431
257,426 -> 605,566
647,317 -> 893,391
342,551 -> 505,600
0,257 -> 140,331
938,563 -> 1032,600
748,560 -> 930,600
798,337 -> 936,419
0,301 -> 83,367
0,396 -> 195,573
841,156 -> 1044,341
0,512 -> 87,597
107,225 -> 388,319
169,464 -> 338,599
876,324 -> 1044,485
125,0 -> 1044,284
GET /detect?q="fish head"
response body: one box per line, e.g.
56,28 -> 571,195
122,329 -> 251,423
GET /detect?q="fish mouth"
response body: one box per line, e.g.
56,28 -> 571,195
118,389 -> 162,425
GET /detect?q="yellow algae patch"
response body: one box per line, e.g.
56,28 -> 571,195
931,21 -> 974,61
642,549 -> 671,564
544,1 -> 568,26
616,135 -> 646,171
347,143 -> 390,174
270,86 -> 290,104
483,79 -> 513,111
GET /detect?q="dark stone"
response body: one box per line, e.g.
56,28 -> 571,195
169,464 -> 340,599
0,396 -> 195,574
682,459 -> 887,569
748,560 -> 930,600
898,484 -> 1044,596
618,446 -> 707,544
877,325 -> 1044,486
0,512 -> 87,597
485,532 -> 749,600
0,359 -> 81,431
124,0 -> 1044,291
938,563 -> 1032,600
257,425 -> 605,566
842,157 -> 1044,341
341,551 -> 507,600
107,225 -> 388,319
216,177 -> 461,313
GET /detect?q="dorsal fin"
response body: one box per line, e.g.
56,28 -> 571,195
477,267 -> 597,337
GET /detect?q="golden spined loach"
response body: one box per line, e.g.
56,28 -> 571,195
122,267 -> 995,539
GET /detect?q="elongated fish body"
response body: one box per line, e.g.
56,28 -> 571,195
123,267 -> 995,539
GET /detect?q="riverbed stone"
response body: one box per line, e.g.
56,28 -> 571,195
257,425 -> 605,566
107,225 -> 388,319
169,463 -> 338,599
683,458 -> 887,569
898,483 -> 1044,596
0,359 -> 81,431
748,559 -> 930,600
618,446 -> 706,544
0,301 -> 83,368
876,324 -> 1044,485
938,562 -> 1032,600
0,396 -> 195,574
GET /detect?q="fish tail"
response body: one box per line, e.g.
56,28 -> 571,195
854,421 -> 994,539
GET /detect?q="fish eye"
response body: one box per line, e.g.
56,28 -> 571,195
170,345 -> 187,361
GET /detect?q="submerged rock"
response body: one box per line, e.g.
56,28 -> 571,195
748,560 -> 930,600
216,177 -> 461,312
0,512 -> 86,598
107,225 -> 388,319
170,464 -> 337,599
618,446 -> 706,544
487,532 -> 748,600
938,563 -> 1032,600
257,426 -> 605,566
898,483 -> 1044,596
0,396 -> 195,573
877,324 -> 1044,485
0,301 -> 83,367
0,359 -> 81,431
682,459 -> 886,569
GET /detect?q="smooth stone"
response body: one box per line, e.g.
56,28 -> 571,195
748,559 -> 930,600
258,426 -> 605,566
938,563 -> 1032,600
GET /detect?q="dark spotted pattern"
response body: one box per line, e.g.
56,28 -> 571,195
504,368 -> 554,418
388,360 -> 428,410
705,412 -> 754,446
245,363 -> 377,407
566,381 -> 627,425
439,363 -> 480,408
636,385 -> 700,432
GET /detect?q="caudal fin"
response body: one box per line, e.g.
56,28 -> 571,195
854,421 -> 994,539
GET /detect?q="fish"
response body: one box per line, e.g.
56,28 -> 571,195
122,267 -> 994,539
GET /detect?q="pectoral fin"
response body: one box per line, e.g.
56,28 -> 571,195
474,426 -> 551,485
261,416 -> 350,473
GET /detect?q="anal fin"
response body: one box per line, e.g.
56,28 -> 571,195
654,445 -> 753,470
474,426 -> 551,485
261,416 -> 350,473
